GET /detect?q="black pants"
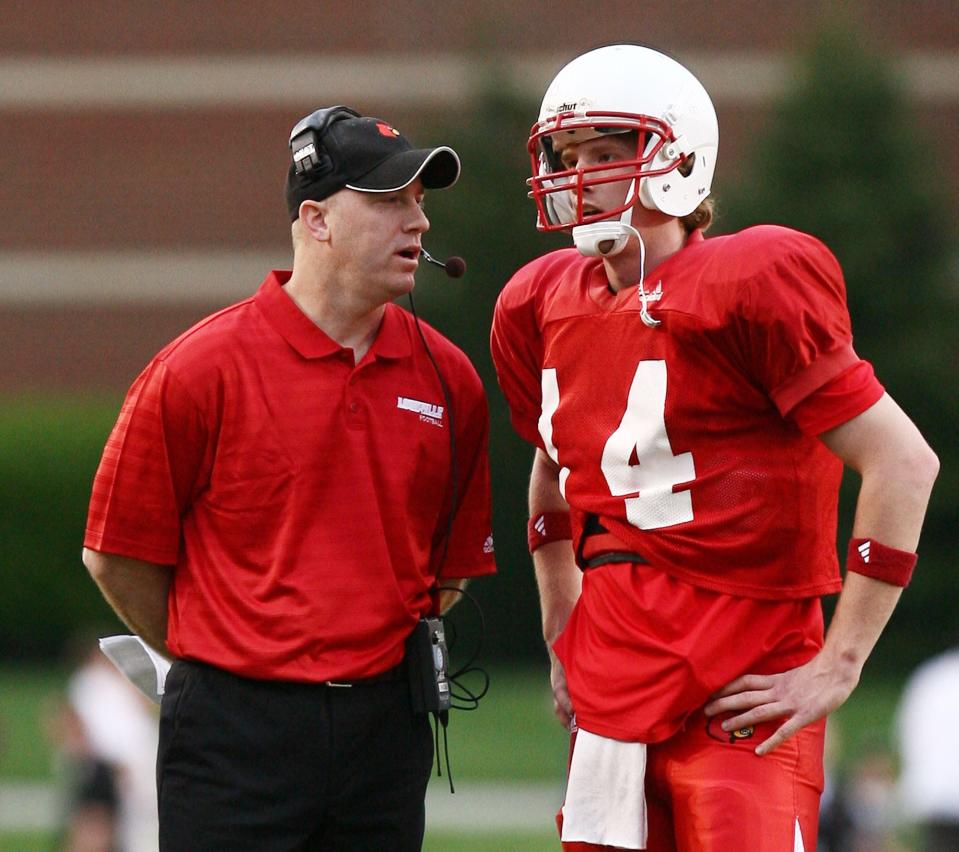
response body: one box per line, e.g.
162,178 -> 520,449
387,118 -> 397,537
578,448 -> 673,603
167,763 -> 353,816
157,659 -> 434,852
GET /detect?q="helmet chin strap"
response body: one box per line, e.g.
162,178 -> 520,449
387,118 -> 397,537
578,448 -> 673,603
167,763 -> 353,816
570,180 -> 661,327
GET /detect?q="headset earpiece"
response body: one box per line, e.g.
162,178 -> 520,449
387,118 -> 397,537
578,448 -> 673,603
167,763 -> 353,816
289,106 -> 360,176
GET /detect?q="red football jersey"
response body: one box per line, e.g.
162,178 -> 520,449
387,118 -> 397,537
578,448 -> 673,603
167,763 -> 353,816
492,226 -> 884,599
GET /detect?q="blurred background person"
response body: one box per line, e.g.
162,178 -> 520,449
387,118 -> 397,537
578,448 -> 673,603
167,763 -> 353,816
818,718 -> 854,852
45,697 -> 118,852
896,638 -> 959,852
844,742 -> 907,852
58,637 -> 159,852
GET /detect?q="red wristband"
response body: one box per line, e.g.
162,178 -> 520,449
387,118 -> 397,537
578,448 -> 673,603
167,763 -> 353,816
528,511 -> 572,553
846,537 -> 917,587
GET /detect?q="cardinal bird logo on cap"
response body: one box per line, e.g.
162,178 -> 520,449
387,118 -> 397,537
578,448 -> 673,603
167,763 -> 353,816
377,122 -> 400,138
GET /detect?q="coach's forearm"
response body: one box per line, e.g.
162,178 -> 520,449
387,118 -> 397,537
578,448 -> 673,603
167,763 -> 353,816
437,577 -> 468,613
82,547 -> 173,656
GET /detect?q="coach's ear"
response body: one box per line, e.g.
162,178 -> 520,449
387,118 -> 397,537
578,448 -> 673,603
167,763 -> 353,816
298,199 -> 332,243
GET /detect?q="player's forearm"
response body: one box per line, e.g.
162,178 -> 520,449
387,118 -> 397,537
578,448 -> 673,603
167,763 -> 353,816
82,547 -> 173,655
820,476 -> 931,680
529,448 -> 580,645
534,544 -> 582,646
820,571 -> 903,682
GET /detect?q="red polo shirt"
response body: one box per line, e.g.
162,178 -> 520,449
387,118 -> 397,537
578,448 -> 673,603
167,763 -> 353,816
85,271 -> 496,681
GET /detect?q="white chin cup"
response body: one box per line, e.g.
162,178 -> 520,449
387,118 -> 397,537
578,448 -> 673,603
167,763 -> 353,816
571,178 -> 640,258
572,222 -> 631,257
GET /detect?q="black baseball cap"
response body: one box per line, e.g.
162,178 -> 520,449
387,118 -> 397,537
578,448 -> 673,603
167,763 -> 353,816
285,106 -> 461,220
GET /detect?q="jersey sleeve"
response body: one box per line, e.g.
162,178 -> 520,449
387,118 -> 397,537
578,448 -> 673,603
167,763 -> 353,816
84,358 -> 211,564
439,359 -> 496,580
490,268 -> 546,449
740,232 -> 873,421
788,360 -> 885,436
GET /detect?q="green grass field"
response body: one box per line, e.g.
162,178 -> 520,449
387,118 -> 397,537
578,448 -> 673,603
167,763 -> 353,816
0,664 -> 911,850
0,666 -> 66,779
0,665 -> 569,782
423,831 -> 558,851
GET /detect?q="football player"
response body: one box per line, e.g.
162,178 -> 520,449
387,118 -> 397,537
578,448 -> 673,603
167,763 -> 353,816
491,44 -> 938,851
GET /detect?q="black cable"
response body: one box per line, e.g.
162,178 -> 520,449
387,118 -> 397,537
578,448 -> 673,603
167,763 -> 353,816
407,292 -> 486,796
437,583 -> 486,677
441,714 -> 454,794
430,584 -> 490,792
437,584 -> 490,712
407,291 -> 458,577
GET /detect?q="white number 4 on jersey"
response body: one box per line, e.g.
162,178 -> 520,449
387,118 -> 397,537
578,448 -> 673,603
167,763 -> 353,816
540,361 -> 695,531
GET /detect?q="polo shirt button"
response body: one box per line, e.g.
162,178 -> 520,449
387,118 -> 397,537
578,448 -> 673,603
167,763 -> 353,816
349,401 -> 360,413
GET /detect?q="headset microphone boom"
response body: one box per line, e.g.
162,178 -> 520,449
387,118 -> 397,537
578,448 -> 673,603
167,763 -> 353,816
421,248 -> 467,279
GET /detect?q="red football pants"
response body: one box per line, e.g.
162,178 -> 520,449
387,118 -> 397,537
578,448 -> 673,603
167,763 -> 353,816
557,710 -> 826,852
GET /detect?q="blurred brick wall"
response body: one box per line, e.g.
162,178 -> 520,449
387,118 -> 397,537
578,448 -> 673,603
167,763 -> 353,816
1,1 -> 956,392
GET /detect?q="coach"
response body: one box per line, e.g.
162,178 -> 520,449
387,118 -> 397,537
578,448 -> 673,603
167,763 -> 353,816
82,106 -> 496,851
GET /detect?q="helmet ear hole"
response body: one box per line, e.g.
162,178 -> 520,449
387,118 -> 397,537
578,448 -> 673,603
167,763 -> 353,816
640,143 -> 716,217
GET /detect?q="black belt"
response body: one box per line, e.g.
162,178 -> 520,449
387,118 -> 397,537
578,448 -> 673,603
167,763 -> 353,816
580,514 -> 648,568
324,657 -> 408,688
584,551 -> 648,568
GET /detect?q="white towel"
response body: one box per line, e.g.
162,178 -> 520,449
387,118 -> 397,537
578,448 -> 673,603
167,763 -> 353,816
561,727 -> 648,849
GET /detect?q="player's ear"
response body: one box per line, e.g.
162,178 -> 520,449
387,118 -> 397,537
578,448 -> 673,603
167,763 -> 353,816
298,199 -> 332,243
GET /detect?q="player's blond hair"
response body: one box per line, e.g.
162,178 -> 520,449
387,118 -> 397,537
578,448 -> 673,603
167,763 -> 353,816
675,151 -> 715,233
680,196 -> 715,233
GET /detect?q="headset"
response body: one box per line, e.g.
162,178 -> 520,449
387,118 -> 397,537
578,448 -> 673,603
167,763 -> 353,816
288,105 -> 359,176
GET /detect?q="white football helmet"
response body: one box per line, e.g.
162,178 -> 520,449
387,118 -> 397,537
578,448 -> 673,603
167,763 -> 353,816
528,45 -> 719,256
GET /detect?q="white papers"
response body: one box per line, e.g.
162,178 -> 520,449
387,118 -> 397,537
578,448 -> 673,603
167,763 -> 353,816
99,635 -> 172,705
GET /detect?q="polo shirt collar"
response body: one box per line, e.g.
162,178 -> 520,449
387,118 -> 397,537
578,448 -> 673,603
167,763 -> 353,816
254,271 -> 411,361
369,303 -> 412,360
